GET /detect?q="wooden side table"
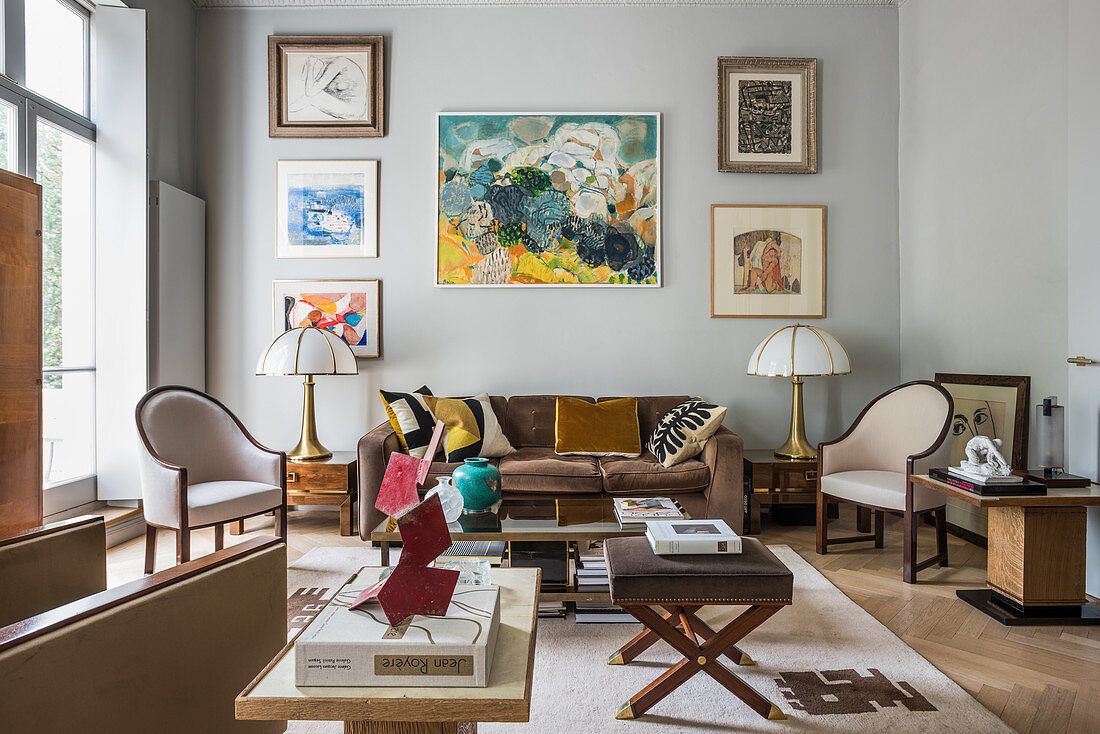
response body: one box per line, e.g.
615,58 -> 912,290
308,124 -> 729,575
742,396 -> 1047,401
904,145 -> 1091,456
230,451 -> 357,537
743,449 -> 832,533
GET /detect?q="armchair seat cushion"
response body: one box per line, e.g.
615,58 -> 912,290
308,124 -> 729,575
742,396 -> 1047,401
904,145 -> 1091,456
498,448 -> 603,494
599,454 -> 710,495
187,481 -> 283,527
820,470 -> 944,513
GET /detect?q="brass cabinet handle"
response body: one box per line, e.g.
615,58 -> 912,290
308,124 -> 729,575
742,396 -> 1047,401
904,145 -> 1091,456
805,470 -> 818,481
287,471 -> 298,483
1068,356 -> 1095,366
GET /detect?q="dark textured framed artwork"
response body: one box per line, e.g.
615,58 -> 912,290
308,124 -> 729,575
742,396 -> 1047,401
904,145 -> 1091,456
934,373 -> 1030,470
717,56 -> 817,174
268,35 -> 384,138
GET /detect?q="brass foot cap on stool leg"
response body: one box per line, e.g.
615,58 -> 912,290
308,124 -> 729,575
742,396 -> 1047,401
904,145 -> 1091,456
767,705 -> 787,721
607,651 -> 625,666
738,651 -> 755,666
615,702 -> 636,720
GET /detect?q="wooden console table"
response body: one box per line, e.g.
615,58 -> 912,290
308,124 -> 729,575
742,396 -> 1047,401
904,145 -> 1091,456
236,567 -> 539,733
912,474 -> 1100,625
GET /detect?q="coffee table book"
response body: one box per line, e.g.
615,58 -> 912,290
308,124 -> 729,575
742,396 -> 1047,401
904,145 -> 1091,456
296,581 -> 501,687
929,468 -> 1046,497
646,519 -> 742,555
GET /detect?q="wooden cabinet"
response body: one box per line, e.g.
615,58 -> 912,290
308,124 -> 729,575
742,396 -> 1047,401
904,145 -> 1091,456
743,449 -> 834,533
0,171 -> 43,540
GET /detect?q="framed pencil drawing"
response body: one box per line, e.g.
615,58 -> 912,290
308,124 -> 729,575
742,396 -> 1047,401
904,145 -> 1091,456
718,56 -> 817,174
268,35 -> 385,138
934,373 -> 1030,470
710,204 -> 825,318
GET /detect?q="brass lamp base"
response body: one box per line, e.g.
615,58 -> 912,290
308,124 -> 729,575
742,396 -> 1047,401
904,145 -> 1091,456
774,376 -> 817,461
288,375 -> 332,463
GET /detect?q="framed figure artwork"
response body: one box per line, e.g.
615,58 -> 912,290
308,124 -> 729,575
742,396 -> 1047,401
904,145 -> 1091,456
273,280 -> 381,359
934,373 -> 1030,470
276,160 -> 378,259
268,35 -> 385,138
717,56 -> 817,174
710,204 -> 825,318
437,112 -> 660,287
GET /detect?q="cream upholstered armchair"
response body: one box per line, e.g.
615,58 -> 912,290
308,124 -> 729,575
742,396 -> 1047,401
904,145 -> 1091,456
136,386 -> 287,573
815,380 -> 953,583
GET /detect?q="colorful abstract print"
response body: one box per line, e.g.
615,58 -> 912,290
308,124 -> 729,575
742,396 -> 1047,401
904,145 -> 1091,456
437,114 -> 660,286
286,172 -> 364,248
284,291 -> 370,348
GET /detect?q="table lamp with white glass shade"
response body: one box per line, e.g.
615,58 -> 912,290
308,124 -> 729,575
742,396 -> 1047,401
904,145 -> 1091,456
747,324 -> 851,460
256,326 -> 358,462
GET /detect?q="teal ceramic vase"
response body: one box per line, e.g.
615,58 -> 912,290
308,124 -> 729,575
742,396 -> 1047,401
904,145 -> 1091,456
452,457 -> 501,514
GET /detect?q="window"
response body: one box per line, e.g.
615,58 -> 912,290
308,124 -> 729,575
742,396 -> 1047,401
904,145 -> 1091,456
24,0 -> 89,115
2,0 -> 96,500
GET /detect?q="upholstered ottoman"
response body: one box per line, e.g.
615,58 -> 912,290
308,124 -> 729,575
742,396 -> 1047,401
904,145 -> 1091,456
604,535 -> 793,721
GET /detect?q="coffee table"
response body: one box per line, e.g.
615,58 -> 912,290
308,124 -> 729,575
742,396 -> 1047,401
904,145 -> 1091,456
235,567 -> 539,734
370,498 -> 648,603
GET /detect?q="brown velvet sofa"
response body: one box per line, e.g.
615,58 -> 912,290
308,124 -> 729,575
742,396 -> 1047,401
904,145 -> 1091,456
358,394 -> 744,536
0,516 -> 286,734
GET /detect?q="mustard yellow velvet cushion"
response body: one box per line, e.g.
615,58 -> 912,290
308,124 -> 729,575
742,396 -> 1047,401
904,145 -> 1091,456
555,397 -> 642,457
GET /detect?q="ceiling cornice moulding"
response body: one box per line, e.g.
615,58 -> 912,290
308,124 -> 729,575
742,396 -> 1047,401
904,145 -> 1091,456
192,0 -> 898,10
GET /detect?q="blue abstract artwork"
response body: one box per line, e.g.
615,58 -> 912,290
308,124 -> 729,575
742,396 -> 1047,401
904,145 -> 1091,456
285,172 -> 365,247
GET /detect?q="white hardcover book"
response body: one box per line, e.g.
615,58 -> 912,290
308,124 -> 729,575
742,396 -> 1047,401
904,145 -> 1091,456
645,519 -> 742,555
296,580 -> 500,687
947,467 -> 1023,484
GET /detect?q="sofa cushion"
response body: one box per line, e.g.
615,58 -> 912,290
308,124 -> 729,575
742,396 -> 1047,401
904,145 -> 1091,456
379,386 -> 436,459
498,447 -> 603,494
599,454 -> 711,495
601,396 -> 690,443
424,393 -> 515,461
645,398 -> 728,468
555,397 -> 641,457
505,395 -> 593,448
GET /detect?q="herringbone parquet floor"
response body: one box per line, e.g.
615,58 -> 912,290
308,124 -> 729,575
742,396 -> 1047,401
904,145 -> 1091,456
105,507 -> 1100,733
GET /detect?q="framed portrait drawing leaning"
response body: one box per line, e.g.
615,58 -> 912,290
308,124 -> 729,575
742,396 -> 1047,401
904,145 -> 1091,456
274,279 -> 381,359
934,373 -> 1031,470
276,160 -> 378,259
711,204 -> 825,318
718,56 -> 817,174
436,113 -> 660,287
268,35 -> 384,138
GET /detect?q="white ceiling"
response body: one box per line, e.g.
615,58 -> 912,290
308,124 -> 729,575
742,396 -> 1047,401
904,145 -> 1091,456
191,0 -> 898,10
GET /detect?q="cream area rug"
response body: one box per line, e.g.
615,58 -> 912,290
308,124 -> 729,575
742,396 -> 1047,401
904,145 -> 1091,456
284,545 -> 1012,734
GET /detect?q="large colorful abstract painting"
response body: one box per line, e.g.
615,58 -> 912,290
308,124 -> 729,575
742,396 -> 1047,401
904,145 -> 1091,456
273,279 -> 381,358
437,113 -> 660,287
276,160 -> 378,258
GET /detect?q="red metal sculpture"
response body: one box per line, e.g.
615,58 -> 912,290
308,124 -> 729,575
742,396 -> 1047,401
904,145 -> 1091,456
352,421 -> 461,625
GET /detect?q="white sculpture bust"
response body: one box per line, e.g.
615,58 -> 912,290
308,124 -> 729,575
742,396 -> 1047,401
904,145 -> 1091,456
959,436 -> 1012,477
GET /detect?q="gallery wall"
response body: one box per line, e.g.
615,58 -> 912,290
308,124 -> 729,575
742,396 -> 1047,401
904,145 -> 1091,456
195,5 -> 901,455
898,0 -> 1069,534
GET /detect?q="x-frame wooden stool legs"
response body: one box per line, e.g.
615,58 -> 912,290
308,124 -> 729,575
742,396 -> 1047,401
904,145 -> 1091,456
608,603 -> 787,721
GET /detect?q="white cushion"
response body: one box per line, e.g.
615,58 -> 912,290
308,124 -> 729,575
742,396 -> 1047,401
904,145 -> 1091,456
820,470 -> 945,513
187,481 -> 282,527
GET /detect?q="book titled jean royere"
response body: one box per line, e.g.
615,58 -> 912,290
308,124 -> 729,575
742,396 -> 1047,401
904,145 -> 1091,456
645,519 -> 742,555
296,575 -> 501,687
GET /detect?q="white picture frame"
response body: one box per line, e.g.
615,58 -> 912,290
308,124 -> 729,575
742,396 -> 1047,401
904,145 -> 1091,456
275,159 -> 378,259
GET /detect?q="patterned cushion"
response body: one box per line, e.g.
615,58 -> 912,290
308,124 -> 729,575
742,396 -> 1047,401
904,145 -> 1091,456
646,399 -> 728,468
424,393 -> 515,462
379,386 -> 436,458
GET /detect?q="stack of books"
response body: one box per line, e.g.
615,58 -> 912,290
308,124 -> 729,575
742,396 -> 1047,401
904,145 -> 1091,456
613,497 -> 684,530
645,519 -> 742,555
439,540 -> 506,566
537,600 -> 566,618
929,467 -> 1046,497
573,546 -> 633,623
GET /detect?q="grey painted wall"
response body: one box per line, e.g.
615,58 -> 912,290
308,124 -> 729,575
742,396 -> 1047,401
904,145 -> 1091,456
195,6 -> 900,455
899,0 -> 1069,534
130,0 -> 198,192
